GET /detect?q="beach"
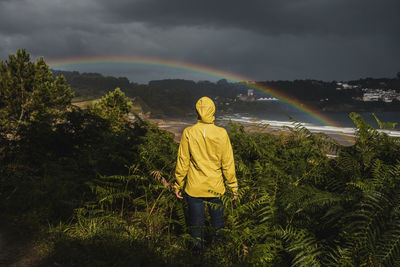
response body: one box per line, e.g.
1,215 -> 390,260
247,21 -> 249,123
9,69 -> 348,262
150,117 -> 357,146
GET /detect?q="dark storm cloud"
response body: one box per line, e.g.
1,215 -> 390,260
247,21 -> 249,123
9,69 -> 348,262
100,0 -> 400,36
0,0 -> 116,56
0,0 -> 399,82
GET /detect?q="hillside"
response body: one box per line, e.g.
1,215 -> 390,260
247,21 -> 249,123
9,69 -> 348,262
54,70 -> 400,117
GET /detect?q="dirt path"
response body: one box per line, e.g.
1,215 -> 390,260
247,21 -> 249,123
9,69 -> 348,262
0,228 -> 42,267
0,230 -> 11,266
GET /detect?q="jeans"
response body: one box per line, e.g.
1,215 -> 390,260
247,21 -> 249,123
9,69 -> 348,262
186,194 -> 224,250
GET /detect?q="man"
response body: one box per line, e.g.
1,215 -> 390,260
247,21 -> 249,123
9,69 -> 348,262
174,96 -> 238,251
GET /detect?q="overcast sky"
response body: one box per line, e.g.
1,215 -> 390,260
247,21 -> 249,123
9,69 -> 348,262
1,0 -> 399,83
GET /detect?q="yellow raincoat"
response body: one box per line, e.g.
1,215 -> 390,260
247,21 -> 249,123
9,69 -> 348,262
174,97 -> 238,197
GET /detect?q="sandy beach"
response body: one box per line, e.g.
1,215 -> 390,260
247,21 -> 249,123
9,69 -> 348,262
150,118 -> 356,146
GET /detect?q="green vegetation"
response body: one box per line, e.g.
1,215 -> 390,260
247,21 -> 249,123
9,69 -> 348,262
2,50 -> 400,266
0,49 -> 73,140
54,70 -> 400,118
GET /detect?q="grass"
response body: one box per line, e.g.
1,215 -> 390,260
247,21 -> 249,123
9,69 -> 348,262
72,97 -> 142,113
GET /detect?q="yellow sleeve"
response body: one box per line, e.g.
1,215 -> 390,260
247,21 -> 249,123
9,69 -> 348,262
222,130 -> 238,194
174,128 -> 190,191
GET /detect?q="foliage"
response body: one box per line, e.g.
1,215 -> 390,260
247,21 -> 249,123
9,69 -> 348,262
1,51 -> 400,266
55,69 -> 400,120
0,49 -> 73,139
373,112 -> 398,129
90,87 -> 133,132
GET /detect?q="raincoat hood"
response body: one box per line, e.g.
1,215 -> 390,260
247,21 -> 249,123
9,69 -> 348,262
195,97 -> 215,124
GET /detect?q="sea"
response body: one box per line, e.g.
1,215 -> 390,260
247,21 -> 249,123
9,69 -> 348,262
218,110 -> 400,138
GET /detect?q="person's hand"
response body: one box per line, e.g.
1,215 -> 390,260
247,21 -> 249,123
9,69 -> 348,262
175,190 -> 183,199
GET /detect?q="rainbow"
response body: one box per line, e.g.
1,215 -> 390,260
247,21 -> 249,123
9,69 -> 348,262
47,55 -> 340,128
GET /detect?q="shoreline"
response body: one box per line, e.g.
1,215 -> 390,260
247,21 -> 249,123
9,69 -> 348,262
149,117 -> 357,146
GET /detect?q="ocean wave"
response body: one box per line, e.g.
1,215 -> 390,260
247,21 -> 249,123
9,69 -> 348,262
219,116 -> 400,137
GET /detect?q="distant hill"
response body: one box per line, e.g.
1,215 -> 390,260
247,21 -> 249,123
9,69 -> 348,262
51,70 -> 132,101
52,70 -> 400,117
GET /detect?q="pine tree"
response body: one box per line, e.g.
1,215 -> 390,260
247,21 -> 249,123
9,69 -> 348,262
0,49 -> 73,139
